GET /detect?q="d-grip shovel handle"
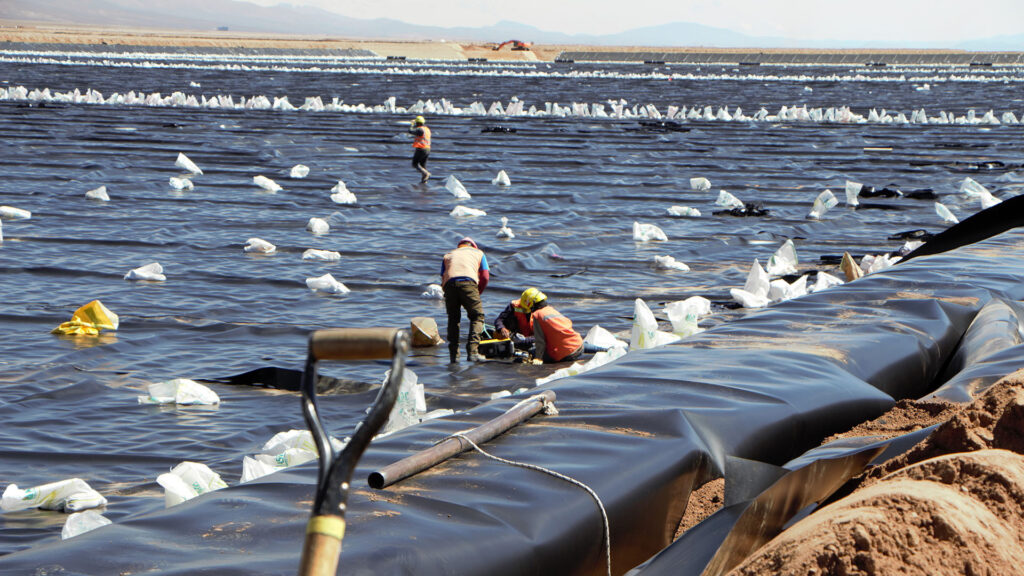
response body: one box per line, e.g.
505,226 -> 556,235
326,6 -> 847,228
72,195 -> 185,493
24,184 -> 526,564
311,327 -> 401,361
299,327 -> 410,576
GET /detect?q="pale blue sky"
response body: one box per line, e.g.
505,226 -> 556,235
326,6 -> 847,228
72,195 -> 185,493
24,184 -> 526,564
248,0 -> 1022,42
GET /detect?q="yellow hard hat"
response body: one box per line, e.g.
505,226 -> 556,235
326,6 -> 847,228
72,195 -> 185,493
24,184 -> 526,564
520,287 -> 546,312
414,115 -> 426,125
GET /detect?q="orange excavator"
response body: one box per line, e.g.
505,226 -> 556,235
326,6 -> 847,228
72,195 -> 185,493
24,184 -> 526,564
493,40 -> 532,51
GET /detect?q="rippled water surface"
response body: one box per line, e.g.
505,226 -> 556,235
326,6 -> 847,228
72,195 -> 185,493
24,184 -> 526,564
1,55 -> 1023,558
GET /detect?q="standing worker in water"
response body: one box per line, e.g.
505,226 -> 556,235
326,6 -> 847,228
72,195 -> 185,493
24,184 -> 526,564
441,237 -> 489,363
409,115 -> 431,183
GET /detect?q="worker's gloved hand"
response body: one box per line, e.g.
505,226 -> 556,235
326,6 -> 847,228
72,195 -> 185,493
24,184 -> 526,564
498,327 -> 510,339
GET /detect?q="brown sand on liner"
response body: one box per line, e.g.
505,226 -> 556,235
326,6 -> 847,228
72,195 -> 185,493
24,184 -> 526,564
726,368 -> 1024,576
672,391 -> 959,542
675,478 -> 724,539
823,397 -> 959,444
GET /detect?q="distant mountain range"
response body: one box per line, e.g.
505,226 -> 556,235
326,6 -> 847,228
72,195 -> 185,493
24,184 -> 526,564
2,0 -> 1023,50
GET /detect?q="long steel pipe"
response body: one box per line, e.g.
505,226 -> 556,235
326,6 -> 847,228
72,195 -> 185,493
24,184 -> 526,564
368,390 -> 557,489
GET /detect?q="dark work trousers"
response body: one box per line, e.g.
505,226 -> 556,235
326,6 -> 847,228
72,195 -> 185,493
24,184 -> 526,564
443,279 -> 484,358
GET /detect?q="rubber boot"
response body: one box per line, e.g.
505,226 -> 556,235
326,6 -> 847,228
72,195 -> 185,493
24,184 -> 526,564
448,344 -> 459,364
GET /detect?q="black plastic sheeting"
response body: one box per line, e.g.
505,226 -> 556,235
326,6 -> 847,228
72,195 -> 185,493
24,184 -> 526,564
4,217 -> 1024,575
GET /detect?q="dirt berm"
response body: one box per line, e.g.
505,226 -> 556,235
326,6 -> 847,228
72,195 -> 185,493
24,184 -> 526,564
729,368 -> 1024,576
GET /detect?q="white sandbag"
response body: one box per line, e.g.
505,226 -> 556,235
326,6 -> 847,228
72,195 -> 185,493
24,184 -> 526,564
862,253 -> 901,274
959,177 -> 990,198
633,221 -> 667,242
653,255 -> 690,271
535,345 -> 627,386
421,284 -> 444,299
0,206 -> 31,220
960,177 -> 1001,208
331,189 -> 357,204
690,177 -> 711,191
302,249 -> 341,262
496,216 -> 515,239
808,189 -> 838,219
138,378 -> 220,405
2,478 -> 107,512
768,275 -> 808,302
743,258 -> 770,298
380,368 -> 426,436
62,510 -> 112,539
630,298 -> 681,350
729,287 -> 770,309
844,181 -> 862,206
175,152 -> 203,175
241,430 -> 346,482
981,193 -> 1002,209
664,296 -> 712,337
244,237 -> 276,254
156,462 -> 227,507
169,176 -> 194,190
330,180 -> 357,204
290,164 -> 310,178
667,205 -> 701,217
583,325 -> 627,350
240,457 -> 279,483
306,217 -> 330,235
445,176 -> 471,199
492,170 -> 511,186
85,186 -> 110,201
715,189 -> 744,209
450,205 -> 486,217
935,202 -> 959,224
305,273 -> 350,294
253,175 -> 282,192
810,271 -> 844,293
766,239 -> 798,276
124,262 -> 166,281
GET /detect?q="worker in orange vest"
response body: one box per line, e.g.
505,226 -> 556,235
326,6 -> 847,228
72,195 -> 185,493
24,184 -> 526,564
441,237 -> 489,363
495,297 -> 536,342
409,115 -> 431,183
519,287 -> 584,364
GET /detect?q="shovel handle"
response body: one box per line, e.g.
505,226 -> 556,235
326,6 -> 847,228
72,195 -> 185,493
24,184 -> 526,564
298,515 -> 346,576
310,328 -> 400,361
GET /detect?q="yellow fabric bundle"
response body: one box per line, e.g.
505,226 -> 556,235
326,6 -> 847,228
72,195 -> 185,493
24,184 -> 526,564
52,300 -> 119,336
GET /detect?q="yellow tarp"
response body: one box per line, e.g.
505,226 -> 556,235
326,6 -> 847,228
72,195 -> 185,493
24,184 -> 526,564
52,300 -> 119,336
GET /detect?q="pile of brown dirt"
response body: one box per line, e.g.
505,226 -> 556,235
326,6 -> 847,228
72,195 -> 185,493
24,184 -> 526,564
823,397 -> 958,444
675,478 -> 724,539
729,450 -> 1024,575
726,368 -> 1024,575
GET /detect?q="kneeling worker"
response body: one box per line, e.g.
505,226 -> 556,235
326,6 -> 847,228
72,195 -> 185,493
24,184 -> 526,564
519,287 -> 584,364
494,296 -> 534,349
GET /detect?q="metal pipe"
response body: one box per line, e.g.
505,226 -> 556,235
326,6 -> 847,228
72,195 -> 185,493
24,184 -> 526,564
368,390 -> 556,489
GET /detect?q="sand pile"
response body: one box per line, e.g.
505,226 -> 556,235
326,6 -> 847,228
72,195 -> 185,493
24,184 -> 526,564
728,368 -> 1024,576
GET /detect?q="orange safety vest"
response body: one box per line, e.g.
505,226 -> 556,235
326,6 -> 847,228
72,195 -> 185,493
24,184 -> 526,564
413,125 -> 431,149
511,299 -> 533,334
532,305 -> 583,362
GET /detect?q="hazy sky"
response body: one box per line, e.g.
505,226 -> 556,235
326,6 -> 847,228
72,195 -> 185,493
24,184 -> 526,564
247,0 -> 1022,42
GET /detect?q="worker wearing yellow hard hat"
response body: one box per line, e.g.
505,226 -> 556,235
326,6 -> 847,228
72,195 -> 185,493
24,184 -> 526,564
518,287 -> 584,363
409,115 -> 431,183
